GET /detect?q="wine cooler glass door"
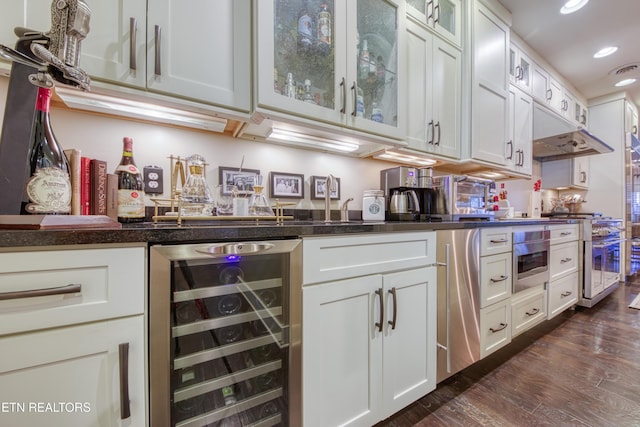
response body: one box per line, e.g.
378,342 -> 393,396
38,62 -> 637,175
150,240 -> 302,427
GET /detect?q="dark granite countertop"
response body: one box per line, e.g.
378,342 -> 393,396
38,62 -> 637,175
0,218 -> 579,248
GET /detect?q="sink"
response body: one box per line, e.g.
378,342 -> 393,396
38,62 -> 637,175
196,242 -> 274,256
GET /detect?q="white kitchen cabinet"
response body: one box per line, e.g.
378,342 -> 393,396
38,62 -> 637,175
81,0 -> 251,113
470,2 -> 510,166
479,252 -> 512,307
574,98 -> 588,127
507,84 -> 533,176
406,0 -> 462,47
0,244 -> 147,427
406,20 -> 461,160
625,99 -> 639,136
0,0 -> 51,71
509,43 -> 532,93
0,316 -> 145,427
547,224 -> 579,319
302,232 -> 437,427
256,0 -> 406,141
541,156 -> 589,189
550,240 -> 579,282
511,286 -> 546,337
479,298 -> 511,358
548,271 -> 579,319
531,61 -> 551,106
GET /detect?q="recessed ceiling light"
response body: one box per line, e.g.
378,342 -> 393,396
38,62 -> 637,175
593,46 -> 618,58
560,0 -> 589,14
615,78 -> 637,87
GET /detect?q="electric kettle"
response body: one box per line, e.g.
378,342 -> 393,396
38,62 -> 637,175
389,190 -> 420,214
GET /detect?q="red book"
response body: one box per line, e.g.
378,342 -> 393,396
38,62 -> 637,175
90,159 -> 108,215
80,157 -> 91,215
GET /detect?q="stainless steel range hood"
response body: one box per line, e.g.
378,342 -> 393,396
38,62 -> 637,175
532,102 -> 614,161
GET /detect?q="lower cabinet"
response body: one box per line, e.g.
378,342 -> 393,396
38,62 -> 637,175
302,266 -> 437,427
548,271 -> 579,318
511,287 -> 547,337
480,299 -> 511,358
0,316 -> 145,427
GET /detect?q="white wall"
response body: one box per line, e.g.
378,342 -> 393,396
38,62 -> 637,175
0,76 -> 396,211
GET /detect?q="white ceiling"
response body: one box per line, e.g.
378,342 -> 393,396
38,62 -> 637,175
497,0 -> 640,108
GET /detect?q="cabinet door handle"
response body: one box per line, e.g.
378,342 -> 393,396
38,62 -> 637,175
490,238 -> 508,244
350,81 -> 358,117
490,275 -> 508,283
427,120 -> 435,144
339,77 -> 346,114
0,283 -> 81,301
489,322 -> 508,333
580,171 -> 587,183
119,343 -> 131,419
129,17 -> 137,71
506,140 -> 513,160
375,288 -> 384,333
561,257 -> 572,263
434,3 -> 440,24
546,88 -> 552,101
514,65 -> 521,80
388,287 -> 398,330
525,308 -> 540,317
434,121 -> 441,146
561,291 -> 573,297
154,25 -> 162,76
560,232 -> 572,236
519,149 -> 525,166
581,113 -> 587,125
426,0 -> 434,23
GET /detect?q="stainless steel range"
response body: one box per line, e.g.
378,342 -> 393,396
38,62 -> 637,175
580,217 -> 625,307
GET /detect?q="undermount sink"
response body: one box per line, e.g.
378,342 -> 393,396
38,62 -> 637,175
196,242 -> 274,256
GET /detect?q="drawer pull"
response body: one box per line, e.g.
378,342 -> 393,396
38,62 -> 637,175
388,287 -> 398,330
560,257 -> 572,263
129,17 -> 137,71
525,307 -> 540,316
560,232 -> 572,236
490,275 -> 508,283
490,239 -> 508,244
561,291 -> 573,298
375,288 -> 384,333
0,283 -> 81,301
119,343 -> 131,419
489,322 -> 508,333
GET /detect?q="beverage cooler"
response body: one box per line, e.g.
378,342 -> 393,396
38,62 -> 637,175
149,240 -> 302,427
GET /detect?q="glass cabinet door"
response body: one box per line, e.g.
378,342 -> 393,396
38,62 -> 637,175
406,0 -> 461,47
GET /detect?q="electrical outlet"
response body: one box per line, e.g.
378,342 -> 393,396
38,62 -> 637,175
143,166 -> 163,194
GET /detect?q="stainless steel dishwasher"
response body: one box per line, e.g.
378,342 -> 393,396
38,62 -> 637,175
436,229 -> 482,382
149,239 -> 302,427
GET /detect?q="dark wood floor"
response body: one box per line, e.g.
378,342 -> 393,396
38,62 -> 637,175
375,281 -> 640,427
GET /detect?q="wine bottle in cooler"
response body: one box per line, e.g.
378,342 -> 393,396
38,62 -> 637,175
115,137 -> 145,222
21,87 -> 72,215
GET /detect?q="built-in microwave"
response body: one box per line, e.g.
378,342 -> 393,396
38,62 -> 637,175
513,229 -> 550,293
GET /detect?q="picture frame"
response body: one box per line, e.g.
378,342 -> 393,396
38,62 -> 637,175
218,167 -> 260,195
311,175 -> 340,200
269,172 -> 305,199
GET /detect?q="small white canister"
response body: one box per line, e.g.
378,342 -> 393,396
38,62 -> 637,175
362,190 -> 385,221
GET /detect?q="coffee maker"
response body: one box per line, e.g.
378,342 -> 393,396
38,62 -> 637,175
380,167 -> 421,221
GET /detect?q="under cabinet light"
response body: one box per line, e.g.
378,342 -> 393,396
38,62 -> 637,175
55,87 -> 228,133
372,149 -> 437,166
560,0 -> 589,14
266,127 -> 360,153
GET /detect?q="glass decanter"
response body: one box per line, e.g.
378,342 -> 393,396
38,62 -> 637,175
181,154 -> 213,214
248,176 -> 275,216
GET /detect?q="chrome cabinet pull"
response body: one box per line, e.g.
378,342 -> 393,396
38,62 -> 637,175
350,81 -> 358,117
119,343 -> 131,419
0,283 -> 81,301
580,171 -> 587,183
560,232 -> 572,236
388,287 -> 398,330
546,88 -> 552,101
339,78 -> 346,114
525,308 -> 540,316
428,120 -> 435,144
490,238 -> 508,244
129,18 -> 137,71
375,288 -> 384,333
154,25 -> 162,76
561,291 -> 573,298
506,140 -> 513,160
434,3 -> 440,24
489,322 -> 508,333
561,257 -> 572,263
490,275 -> 508,283
435,121 -> 441,145
426,0 -> 434,23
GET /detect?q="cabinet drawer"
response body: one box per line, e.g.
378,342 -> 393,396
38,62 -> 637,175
548,271 -> 579,319
480,300 -> 511,358
550,241 -> 579,281
480,252 -> 512,308
549,224 -> 579,244
303,232 -> 436,285
511,287 -> 547,337
480,227 -> 512,256
0,246 -> 145,335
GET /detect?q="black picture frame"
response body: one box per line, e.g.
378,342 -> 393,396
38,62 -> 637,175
218,167 -> 260,195
269,172 -> 305,199
311,176 -> 340,200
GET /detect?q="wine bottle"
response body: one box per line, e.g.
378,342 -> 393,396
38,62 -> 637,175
115,137 -> 145,222
21,87 -> 72,215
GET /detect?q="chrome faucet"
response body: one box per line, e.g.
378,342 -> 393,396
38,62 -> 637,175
341,198 -> 353,222
324,174 -> 336,223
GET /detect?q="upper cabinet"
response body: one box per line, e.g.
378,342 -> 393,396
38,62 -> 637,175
470,1 -> 510,166
509,43 -> 532,93
507,85 -> 533,176
626,99 -> 639,135
406,0 -> 462,47
406,19 -> 461,160
80,0 -> 252,113
256,0 -> 406,141
0,0 -> 51,70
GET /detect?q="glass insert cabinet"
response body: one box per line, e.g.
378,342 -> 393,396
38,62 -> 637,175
405,0 -> 461,46
256,0 -> 406,140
